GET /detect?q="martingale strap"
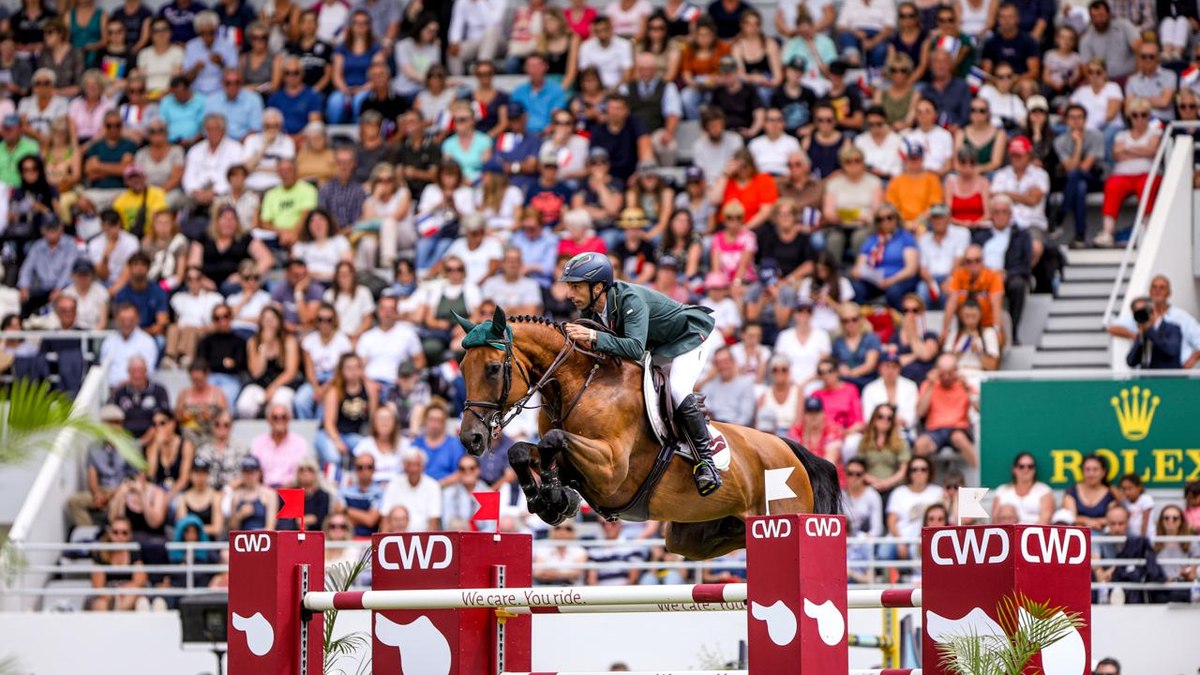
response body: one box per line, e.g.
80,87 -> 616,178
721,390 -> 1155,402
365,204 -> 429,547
590,438 -> 677,523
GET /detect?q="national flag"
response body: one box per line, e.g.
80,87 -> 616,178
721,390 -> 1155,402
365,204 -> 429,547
680,4 -> 702,21
277,488 -> 305,522
416,210 -> 445,238
966,66 -> 987,94
764,468 -> 797,515
1183,65 -> 1200,88
498,132 -> 518,153
471,491 -> 501,531
957,487 -> 990,524
856,75 -> 874,99
800,206 -> 821,227
935,34 -> 960,57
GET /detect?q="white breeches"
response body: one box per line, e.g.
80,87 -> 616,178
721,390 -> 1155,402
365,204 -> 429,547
667,331 -> 724,407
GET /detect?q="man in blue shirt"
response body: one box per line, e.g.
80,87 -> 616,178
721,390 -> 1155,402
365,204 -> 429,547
492,103 -> 542,193
114,252 -> 170,339
182,11 -> 238,95
268,56 -> 325,135
523,145 -> 574,231
340,455 -> 384,537
202,68 -> 263,141
159,76 -> 207,144
510,53 -> 566,135
509,209 -> 561,289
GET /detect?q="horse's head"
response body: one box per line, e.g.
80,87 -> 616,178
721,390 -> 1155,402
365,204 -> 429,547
455,307 -> 525,457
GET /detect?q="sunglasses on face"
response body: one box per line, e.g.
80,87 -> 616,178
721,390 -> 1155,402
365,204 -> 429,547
818,368 -> 835,375
964,257 -> 982,264
1129,111 -> 1150,119
329,522 -> 349,530
269,415 -> 288,421
445,266 -> 465,273
214,421 -> 231,428
910,466 -> 930,473
355,463 -> 375,470
111,529 -> 131,536
899,12 -> 917,18
316,316 -> 335,324
846,470 -> 864,477
1016,463 -> 1035,469
903,306 -> 921,314
453,116 -> 473,123
876,414 -> 893,421
815,117 -> 834,123
1163,515 -> 1181,521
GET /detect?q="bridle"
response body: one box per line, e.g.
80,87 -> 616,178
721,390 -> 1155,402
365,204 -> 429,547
462,327 -> 604,440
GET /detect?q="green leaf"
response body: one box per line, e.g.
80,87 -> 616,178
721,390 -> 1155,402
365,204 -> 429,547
323,546 -> 373,674
0,378 -> 144,470
936,591 -> 1087,675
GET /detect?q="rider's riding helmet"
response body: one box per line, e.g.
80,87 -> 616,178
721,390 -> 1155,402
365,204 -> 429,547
560,252 -> 614,290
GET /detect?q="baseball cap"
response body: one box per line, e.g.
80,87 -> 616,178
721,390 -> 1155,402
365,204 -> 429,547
1008,136 -> 1033,155
636,158 -> 659,175
72,259 -> 95,275
657,255 -> 680,270
538,144 -> 559,166
928,203 -> 950,217
587,146 -> 610,164
829,59 -> 850,76
99,404 -> 126,423
192,457 -> 212,472
704,271 -> 730,289
1026,95 -> 1049,113
240,455 -> 262,471
718,55 -> 737,73
2,114 -> 19,128
123,163 -> 145,178
40,216 -> 63,231
397,362 -> 418,377
785,55 -> 807,70
506,101 -> 526,118
685,166 -> 704,183
803,397 -> 824,413
482,158 -> 505,174
880,350 -> 901,365
901,138 -> 925,160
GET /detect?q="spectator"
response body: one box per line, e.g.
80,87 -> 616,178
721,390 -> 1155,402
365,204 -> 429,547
679,18 -> 729,120
442,455 -> 487,529
715,149 -> 778,233
267,56 -> 324,135
542,9 -> 583,88
1124,295 -> 1184,369
62,259 -> 109,330
379,447 -> 442,531
111,165 -> 166,236
17,217 -> 77,317
1152,505 -> 1199,602
991,452 -> 1055,524
914,353 -> 978,467
67,70 -> 115,144
87,517 -> 148,612
138,18 -> 185,98
820,145 -> 882,262
1126,41 -> 1175,122
856,107 -> 903,181
858,402 -> 911,497
37,20 -> 83,98
110,356 -> 169,445
279,457 -> 336,531
836,0 -> 897,69
88,210 -> 139,288
1079,0 -> 1140,81
361,60 -> 408,131
316,353 -> 375,472
945,299 -> 1001,385
259,158 -> 317,248
326,10 -> 380,124
844,457 -> 884,581
1093,504 -> 1164,604
956,100 -> 1008,177
381,504 -> 410,532
1116,473 -> 1154,538
357,294 -> 425,394
1054,103 -> 1106,248
239,23 -> 281,96
293,209 -> 351,286
978,194 -> 1033,339
341,453 -> 384,537
175,458 -> 224,539
1185,481 -> 1200,532
160,0 -> 204,44
1042,27 -> 1083,105
832,302 -> 883,389
918,49 -> 970,129
194,410 -> 249,490
774,298 -> 833,385
886,140 -> 943,229
699,272 -> 741,339
811,356 -> 865,437
188,206 -> 272,295
624,53 -> 682,168
539,110 -> 589,188
795,251 -> 854,335
756,356 -> 800,434
107,471 -> 168,544
482,247 -> 545,315
294,302 -> 352,420
182,114 -> 245,208
778,13 -> 829,106
917,203 -> 969,308
980,3 -> 1040,93
524,149 -> 575,231
1098,97 -> 1161,248
243,110 -> 298,192
447,0 -> 504,76
67,404 -> 135,529
175,358 -> 230,447
238,305 -> 302,419
182,11 -> 238,96
534,521 -> 588,586
18,70 -> 69,146
803,104 -> 849,178
163,269 -> 221,368
588,94 -> 650,185
100,303 -> 158,387
978,63 -> 1027,133
876,53 -> 919,131
1158,2 -> 1197,62
579,16 -> 634,90
250,402 -> 310,488
886,455 -> 943,561
943,244 -> 1005,339
861,351 -> 919,441
850,205 -> 919,310
905,99 -> 954,176
203,68 -> 263,142
80,111 -> 137,214
324,263 -> 375,341
1108,275 -> 1200,367
391,16 -> 440,99
357,404 -> 406,485
587,520 -> 646,586
1071,58 -> 1124,135
135,119 -> 186,210
145,410 -> 193,501
700,346 -> 757,425
228,455 -> 279,531
756,198 -> 814,285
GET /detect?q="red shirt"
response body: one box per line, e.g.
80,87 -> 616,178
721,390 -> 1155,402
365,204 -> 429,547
558,236 -> 607,260
722,173 -> 779,225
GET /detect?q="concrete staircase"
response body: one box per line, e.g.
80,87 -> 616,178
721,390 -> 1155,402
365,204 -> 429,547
1031,249 -> 1129,369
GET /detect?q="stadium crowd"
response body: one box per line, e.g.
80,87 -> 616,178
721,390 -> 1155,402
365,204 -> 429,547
0,0 -> 1195,609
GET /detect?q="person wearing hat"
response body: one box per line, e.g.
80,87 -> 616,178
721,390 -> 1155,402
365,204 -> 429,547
789,395 -> 845,473
0,111 -> 40,188
861,348 -> 920,443
1052,103 -> 1105,248
772,53 -> 821,133
228,454 -> 279,531
61,258 -> 109,329
916,202 -> 969,309
712,54 -> 765,138
17,215 -> 79,315
649,254 -> 690,303
174,456 -> 225,538
111,162 -> 168,235
886,138 -> 943,228
612,206 -> 657,285
559,251 -> 723,496
990,134 -> 1050,240
512,53 -> 568,135
621,51 -> 681,167
66,404 -> 139,528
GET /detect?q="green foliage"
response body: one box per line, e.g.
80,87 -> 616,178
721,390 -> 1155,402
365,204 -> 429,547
323,546 -> 374,675
935,593 -> 1085,675
0,378 -> 142,470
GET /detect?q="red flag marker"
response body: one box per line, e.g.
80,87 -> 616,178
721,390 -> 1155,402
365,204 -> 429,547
277,488 -> 305,526
471,491 -> 500,531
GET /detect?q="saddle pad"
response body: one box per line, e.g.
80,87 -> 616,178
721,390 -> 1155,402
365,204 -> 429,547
709,425 -> 732,472
642,352 -> 730,472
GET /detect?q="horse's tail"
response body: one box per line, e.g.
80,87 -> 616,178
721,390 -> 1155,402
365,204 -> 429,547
781,436 -> 842,516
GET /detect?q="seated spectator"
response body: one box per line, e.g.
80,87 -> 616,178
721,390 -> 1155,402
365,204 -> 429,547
17,217 -> 77,317
358,294 -> 425,394
861,351 -> 919,440
875,53 -> 918,131
340,449 -> 384,537
385,362 -> 432,440
775,154 -> 822,222
267,56 -> 324,135
1063,453 -> 1116,532
699,272 -> 742,340
919,49 -> 970,129
7,156 -> 61,277
67,70 -> 114,146
356,163 -> 415,270
238,306 -> 302,419
239,23 -> 281,96
1054,104 -> 1105,249
857,402 -> 911,497
1108,275 -> 1200,367
802,104 -> 849,179
832,302 -> 882,390
135,120 -> 186,210
1078,0 -> 1138,82
942,243 -> 1005,340
251,403 -> 309,487
316,353 -> 374,473
380,447 -> 442,531
698,346 -> 756,426
408,398 -> 463,487
1116,473 -> 1154,538
182,114 -> 245,212
980,3 -> 1040,94
917,203 -> 969,308
1093,504 -> 1165,604
588,94 -> 649,185
992,452 -> 1054,524
294,302 -> 352,421
843,457 -> 884,581
774,297 -> 833,384
886,456 -> 943,561
534,521 -> 588,586
325,10 -> 381,125
203,68 -> 263,142
37,20 -> 84,98
788,395 -> 845,476
678,17 -> 728,119
18,70 -> 69,145
146,409 -> 194,506
175,358 -> 231,447
811,356 -> 865,436
414,160 -> 473,273
183,11 -> 237,95
887,140 -> 943,228
194,410 -> 248,490
80,111 -> 138,215
756,356 -> 800,434
322,264 -> 373,341
587,520 -> 647,586
391,15 -> 440,98
856,107 -> 903,181
836,0 -> 896,69
293,210 -> 351,287
140,210 -> 188,292
113,252 -> 170,340
107,471 -> 168,544
731,322 -> 771,383
1187,481 -> 1200,532
278,457 -> 336,531
175,458 -> 224,539
850,205 -> 919,310
1098,97 -> 1161,248
415,254 -> 483,357
167,514 -> 220,590
979,194 -> 1033,339
944,299 -> 1000,386
195,299 -> 248,392
691,106 -> 744,186
481,247 -> 544,315
87,517 -> 148,611
524,150 -> 575,231
259,159 -> 318,248
164,267 -> 224,369
819,145 -> 882,263
905,99 -> 954,176
159,75 -> 205,145
914,353 -> 978,466
440,455 -> 485,530
538,111 -> 589,188
1152,505 -> 1199,602
1071,57 -> 1123,139
716,149 -> 778,231
356,405 -> 405,486
61,260 -> 108,330
87,210 -> 139,288
227,455 -> 279,530
956,99 -> 1007,176
319,147 -> 367,236
100,303 -> 158,387
110,356 -> 169,445
977,63 -> 1026,133
67,405 -> 136,529
578,15 -> 633,90
241,108 -> 295,193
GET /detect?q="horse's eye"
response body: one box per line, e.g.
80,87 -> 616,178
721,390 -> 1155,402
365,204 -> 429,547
486,363 -> 502,377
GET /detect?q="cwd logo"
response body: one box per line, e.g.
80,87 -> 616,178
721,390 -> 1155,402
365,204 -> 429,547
930,528 -> 1010,566
232,533 -> 272,553
377,535 -> 454,570
750,518 -> 793,539
803,517 -> 843,538
1020,528 -> 1088,565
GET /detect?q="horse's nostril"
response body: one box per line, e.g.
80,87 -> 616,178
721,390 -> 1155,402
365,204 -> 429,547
468,432 -> 484,448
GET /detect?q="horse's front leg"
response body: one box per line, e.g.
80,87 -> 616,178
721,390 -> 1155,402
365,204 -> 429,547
508,441 -> 548,515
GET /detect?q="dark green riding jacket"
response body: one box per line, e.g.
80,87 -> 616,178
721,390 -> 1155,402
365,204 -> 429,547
582,281 -> 715,360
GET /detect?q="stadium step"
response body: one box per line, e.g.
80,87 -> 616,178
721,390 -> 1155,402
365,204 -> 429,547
1063,264 -> 1126,282
1056,281 -> 1119,299
1044,315 -> 1107,332
1029,348 -> 1110,368
1063,248 -> 1127,266
1045,298 -> 1111,315
1039,332 -> 1111,350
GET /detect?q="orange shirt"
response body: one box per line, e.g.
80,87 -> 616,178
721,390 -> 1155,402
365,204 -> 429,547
945,267 -> 1004,328
920,379 -> 972,430
680,42 -> 731,79
722,173 -> 779,224
885,171 -> 944,222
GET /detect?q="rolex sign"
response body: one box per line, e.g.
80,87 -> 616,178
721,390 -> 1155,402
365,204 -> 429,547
980,379 -> 1200,489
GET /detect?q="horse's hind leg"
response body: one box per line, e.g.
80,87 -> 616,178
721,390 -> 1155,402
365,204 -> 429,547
664,517 -> 746,560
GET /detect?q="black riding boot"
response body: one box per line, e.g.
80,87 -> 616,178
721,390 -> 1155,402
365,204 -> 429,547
674,394 -> 722,496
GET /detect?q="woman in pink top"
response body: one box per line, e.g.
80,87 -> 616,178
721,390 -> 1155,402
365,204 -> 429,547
710,200 -> 758,285
809,356 -> 864,435
67,69 -> 114,142
565,0 -> 599,39
789,395 -> 846,486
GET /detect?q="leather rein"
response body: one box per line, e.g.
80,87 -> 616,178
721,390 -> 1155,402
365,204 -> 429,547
462,327 -> 606,440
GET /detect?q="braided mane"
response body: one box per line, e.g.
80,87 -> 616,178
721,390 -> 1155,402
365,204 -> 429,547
507,314 -> 568,332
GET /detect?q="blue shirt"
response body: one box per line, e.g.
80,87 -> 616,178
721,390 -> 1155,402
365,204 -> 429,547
336,44 -> 380,88
510,79 -> 567,134
159,93 -> 207,142
832,331 -> 883,370
267,87 -> 325,135
159,0 -> 207,43
413,435 -> 465,481
203,89 -> 263,140
114,283 -> 169,329
339,482 -> 384,537
493,130 -> 542,193
182,36 -> 239,95
861,229 -> 917,278
441,131 -> 493,183
509,227 -> 561,288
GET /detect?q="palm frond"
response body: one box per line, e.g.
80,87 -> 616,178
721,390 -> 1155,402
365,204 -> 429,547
323,546 -> 374,674
936,592 -> 1087,675
0,654 -> 23,675
0,378 -> 143,470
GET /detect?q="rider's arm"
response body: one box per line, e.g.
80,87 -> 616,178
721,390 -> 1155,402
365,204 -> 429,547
593,294 -> 650,361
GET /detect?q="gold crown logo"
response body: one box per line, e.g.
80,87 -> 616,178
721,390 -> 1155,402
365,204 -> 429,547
1111,386 -> 1160,441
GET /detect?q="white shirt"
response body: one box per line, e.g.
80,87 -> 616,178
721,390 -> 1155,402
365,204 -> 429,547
445,235 -> 505,286
773,326 -> 832,384
605,0 -> 654,37
855,131 -> 904,178
357,321 -> 424,384
977,85 -> 1027,128
918,226 -> 971,277
300,331 -> 352,382
324,286 -> 376,337
379,473 -> 443,531
837,0 -> 897,31
990,165 -> 1050,230
62,282 -> 109,329
1111,129 -> 1160,175
100,328 -> 159,386
748,133 -> 803,176
226,289 -> 272,333
700,295 -> 743,334
314,0 -> 351,43
182,137 -> 245,195
481,275 -> 544,310
578,37 -> 635,90
1069,82 -> 1125,130
448,0 -> 506,43
293,235 -> 351,280
170,289 -> 225,328
16,95 -> 69,139
905,126 -> 954,173
994,482 -> 1053,524
860,375 -> 919,431
87,231 -> 141,286
886,483 -> 945,539
240,133 -> 297,193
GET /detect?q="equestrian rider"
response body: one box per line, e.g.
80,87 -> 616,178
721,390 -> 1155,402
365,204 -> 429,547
559,252 -> 723,496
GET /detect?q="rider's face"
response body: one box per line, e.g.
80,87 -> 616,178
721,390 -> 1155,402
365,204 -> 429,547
565,281 -> 600,310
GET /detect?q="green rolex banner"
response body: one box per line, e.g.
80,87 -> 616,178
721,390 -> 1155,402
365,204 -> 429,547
981,378 -> 1200,489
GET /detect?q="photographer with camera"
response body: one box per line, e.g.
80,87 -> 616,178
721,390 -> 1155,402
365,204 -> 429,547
1124,295 -> 1183,370
1110,275 -> 1200,368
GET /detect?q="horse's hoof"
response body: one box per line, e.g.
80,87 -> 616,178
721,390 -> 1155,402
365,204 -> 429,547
541,487 -> 582,525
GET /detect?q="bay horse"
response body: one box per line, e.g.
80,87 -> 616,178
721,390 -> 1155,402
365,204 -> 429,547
455,307 -> 841,560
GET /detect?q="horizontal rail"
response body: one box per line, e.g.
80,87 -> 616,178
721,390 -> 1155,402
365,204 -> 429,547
499,671 -> 922,675
502,601 -> 746,615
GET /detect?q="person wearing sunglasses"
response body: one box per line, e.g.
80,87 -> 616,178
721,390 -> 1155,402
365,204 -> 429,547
1152,505 -> 1199,602
875,52 -> 919,131
340,444 -> 384,536
265,55 -> 324,135
850,203 -> 919,311
885,455 -> 942,562
1096,96 -> 1162,248
88,516 -> 150,612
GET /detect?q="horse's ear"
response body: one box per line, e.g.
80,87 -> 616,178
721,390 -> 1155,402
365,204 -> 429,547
491,306 -> 508,337
451,311 -> 476,334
